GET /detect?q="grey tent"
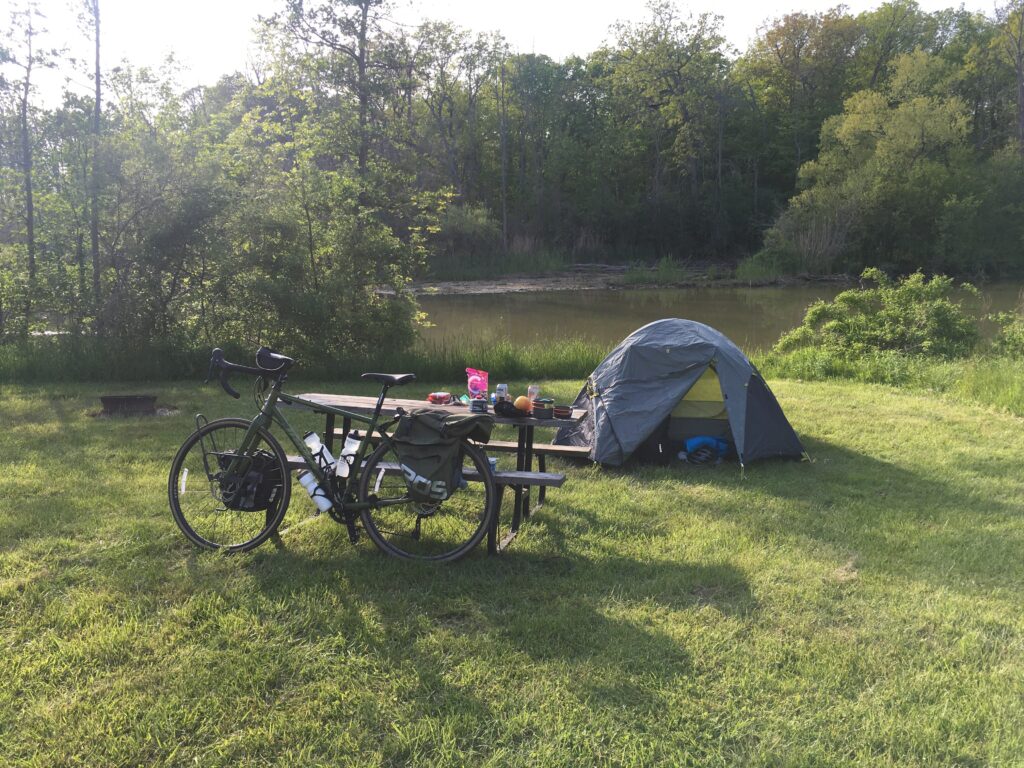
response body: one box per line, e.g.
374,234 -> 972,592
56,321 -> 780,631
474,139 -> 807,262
554,319 -> 805,467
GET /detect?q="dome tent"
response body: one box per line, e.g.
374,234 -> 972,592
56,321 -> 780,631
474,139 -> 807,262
554,319 -> 805,467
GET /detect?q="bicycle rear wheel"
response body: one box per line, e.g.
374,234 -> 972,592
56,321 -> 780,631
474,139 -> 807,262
358,440 -> 496,562
168,418 -> 292,552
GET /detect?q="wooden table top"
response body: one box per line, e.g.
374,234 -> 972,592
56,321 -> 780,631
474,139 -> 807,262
289,392 -> 587,429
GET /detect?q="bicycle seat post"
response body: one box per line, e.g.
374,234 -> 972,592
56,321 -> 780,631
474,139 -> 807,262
370,384 -> 390,426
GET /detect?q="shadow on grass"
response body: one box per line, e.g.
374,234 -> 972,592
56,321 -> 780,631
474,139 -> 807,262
688,435 -> 1024,591
239,542 -> 752,712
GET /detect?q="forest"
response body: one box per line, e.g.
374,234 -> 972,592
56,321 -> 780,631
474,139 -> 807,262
1,0 -> 1023,357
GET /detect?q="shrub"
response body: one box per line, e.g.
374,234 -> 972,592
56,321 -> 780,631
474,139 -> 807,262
990,311 -> 1024,357
774,268 -> 980,358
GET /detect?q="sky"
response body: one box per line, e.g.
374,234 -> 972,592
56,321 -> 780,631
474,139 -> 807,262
28,0 -> 998,104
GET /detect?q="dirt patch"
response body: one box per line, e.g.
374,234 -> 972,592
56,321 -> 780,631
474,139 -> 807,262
408,264 -> 853,296
832,556 -> 859,583
413,267 -> 626,296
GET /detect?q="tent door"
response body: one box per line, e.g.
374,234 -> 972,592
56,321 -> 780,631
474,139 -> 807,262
666,365 -> 735,443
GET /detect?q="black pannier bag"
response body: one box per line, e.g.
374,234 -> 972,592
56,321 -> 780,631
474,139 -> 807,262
217,450 -> 283,511
633,416 -> 673,466
391,409 -> 493,502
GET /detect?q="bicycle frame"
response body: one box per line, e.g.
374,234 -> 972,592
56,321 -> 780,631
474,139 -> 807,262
227,375 -> 407,514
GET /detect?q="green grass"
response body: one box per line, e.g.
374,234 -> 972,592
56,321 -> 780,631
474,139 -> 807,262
2,377 -> 1023,765
759,348 -> 1024,418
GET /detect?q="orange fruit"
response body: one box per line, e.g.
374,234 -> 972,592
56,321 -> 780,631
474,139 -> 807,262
513,395 -> 532,412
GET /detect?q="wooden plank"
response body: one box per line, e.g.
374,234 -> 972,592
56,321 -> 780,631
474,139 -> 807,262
286,455 -> 565,488
473,439 -> 591,459
293,392 -> 586,428
330,431 -> 590,459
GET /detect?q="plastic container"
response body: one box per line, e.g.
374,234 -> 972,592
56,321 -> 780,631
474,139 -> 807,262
527,383 -> 540,401
303,431 -> 336,474
336,431 -> 361,478
297,470 -> 333,513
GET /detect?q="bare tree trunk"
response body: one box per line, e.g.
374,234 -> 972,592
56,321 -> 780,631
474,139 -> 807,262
499,59 -> 509,254
90,0 -> 102,321
19,49 -> 35,330
76,231 -> 86,329
303,201 -> 319,290
356,1 -> 369,183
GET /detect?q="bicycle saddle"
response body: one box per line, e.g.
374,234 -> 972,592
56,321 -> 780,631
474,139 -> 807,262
256,346 -> 294,372
361,372 -> 416,387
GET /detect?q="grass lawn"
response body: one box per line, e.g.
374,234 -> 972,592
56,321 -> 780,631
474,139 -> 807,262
1,376 -> 1022,766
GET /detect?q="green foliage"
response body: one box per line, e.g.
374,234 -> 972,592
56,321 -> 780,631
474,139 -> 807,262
735,252 -> 788,282
990,309 -> 1024,356
775,268 -> 980,358
619,257 -> 693,285
2,0 -> 1024,361
755,47 -> 1024,277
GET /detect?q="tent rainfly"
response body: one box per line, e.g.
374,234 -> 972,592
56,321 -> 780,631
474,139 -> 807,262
554,318 -> 805,467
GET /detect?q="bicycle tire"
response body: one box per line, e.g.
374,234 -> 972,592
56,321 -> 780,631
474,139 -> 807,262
168,417 -> 292,553
358,439 -> 496,562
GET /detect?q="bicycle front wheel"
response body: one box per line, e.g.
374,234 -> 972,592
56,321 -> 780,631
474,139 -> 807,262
168,417 -> 292,552
358,440 -> 496,562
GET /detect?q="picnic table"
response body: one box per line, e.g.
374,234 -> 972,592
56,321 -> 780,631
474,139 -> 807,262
288,392 -> 589,553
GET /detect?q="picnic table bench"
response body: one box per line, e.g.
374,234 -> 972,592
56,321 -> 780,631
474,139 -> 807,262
284,392 -> 589,554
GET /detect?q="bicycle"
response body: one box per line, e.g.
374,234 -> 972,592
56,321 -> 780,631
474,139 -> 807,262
168,347 -> 497,562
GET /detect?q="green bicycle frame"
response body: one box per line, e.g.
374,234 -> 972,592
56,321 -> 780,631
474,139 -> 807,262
228,377 -> 407,513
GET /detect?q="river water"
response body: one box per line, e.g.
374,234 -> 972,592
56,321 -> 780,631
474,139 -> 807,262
418,283 -> 1024,352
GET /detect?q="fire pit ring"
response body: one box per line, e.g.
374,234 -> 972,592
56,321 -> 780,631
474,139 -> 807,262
100,395 -> 157,416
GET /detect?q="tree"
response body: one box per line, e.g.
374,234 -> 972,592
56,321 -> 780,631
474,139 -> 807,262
2,1 -> 56,331
996,0 -> 1024,151
83,0 -> 102,319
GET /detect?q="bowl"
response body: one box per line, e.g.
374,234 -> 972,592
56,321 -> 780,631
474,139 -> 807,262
552,405 -> 572,419
532,406 -> 553,419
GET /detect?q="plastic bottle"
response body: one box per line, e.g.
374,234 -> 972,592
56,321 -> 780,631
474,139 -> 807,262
336,431 -> 361,478
303,431 -> 336,474
297,470 -> 333,513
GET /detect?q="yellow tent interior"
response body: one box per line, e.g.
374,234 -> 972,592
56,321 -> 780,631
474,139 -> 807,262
667,366 -> 732,441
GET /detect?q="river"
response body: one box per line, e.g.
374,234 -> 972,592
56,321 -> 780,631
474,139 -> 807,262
418,283 -> 1024,352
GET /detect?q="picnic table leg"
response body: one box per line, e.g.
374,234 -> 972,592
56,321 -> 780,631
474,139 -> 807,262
522,425 -> 535,520
510,426 -> 526,533
487,485 -> 505,555
538,454 -> 547,506
324,413 -> 336,454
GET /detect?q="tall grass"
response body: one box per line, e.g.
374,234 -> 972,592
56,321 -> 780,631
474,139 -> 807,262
735,252 -> 788,282
757,346 -> 1024,418
619,257 -> 696,286
0,336 -> 607,385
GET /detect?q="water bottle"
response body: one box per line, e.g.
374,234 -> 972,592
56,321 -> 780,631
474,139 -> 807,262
303,431 -> 337,474
297,470 -> 333,513
336,431 -> 361,479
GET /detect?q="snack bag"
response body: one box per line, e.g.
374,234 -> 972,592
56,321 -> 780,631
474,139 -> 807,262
466,367 -> 489,399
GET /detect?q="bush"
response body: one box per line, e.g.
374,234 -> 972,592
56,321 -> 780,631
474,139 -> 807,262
990,311 -> 1024,357
774,268 -> 980,359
